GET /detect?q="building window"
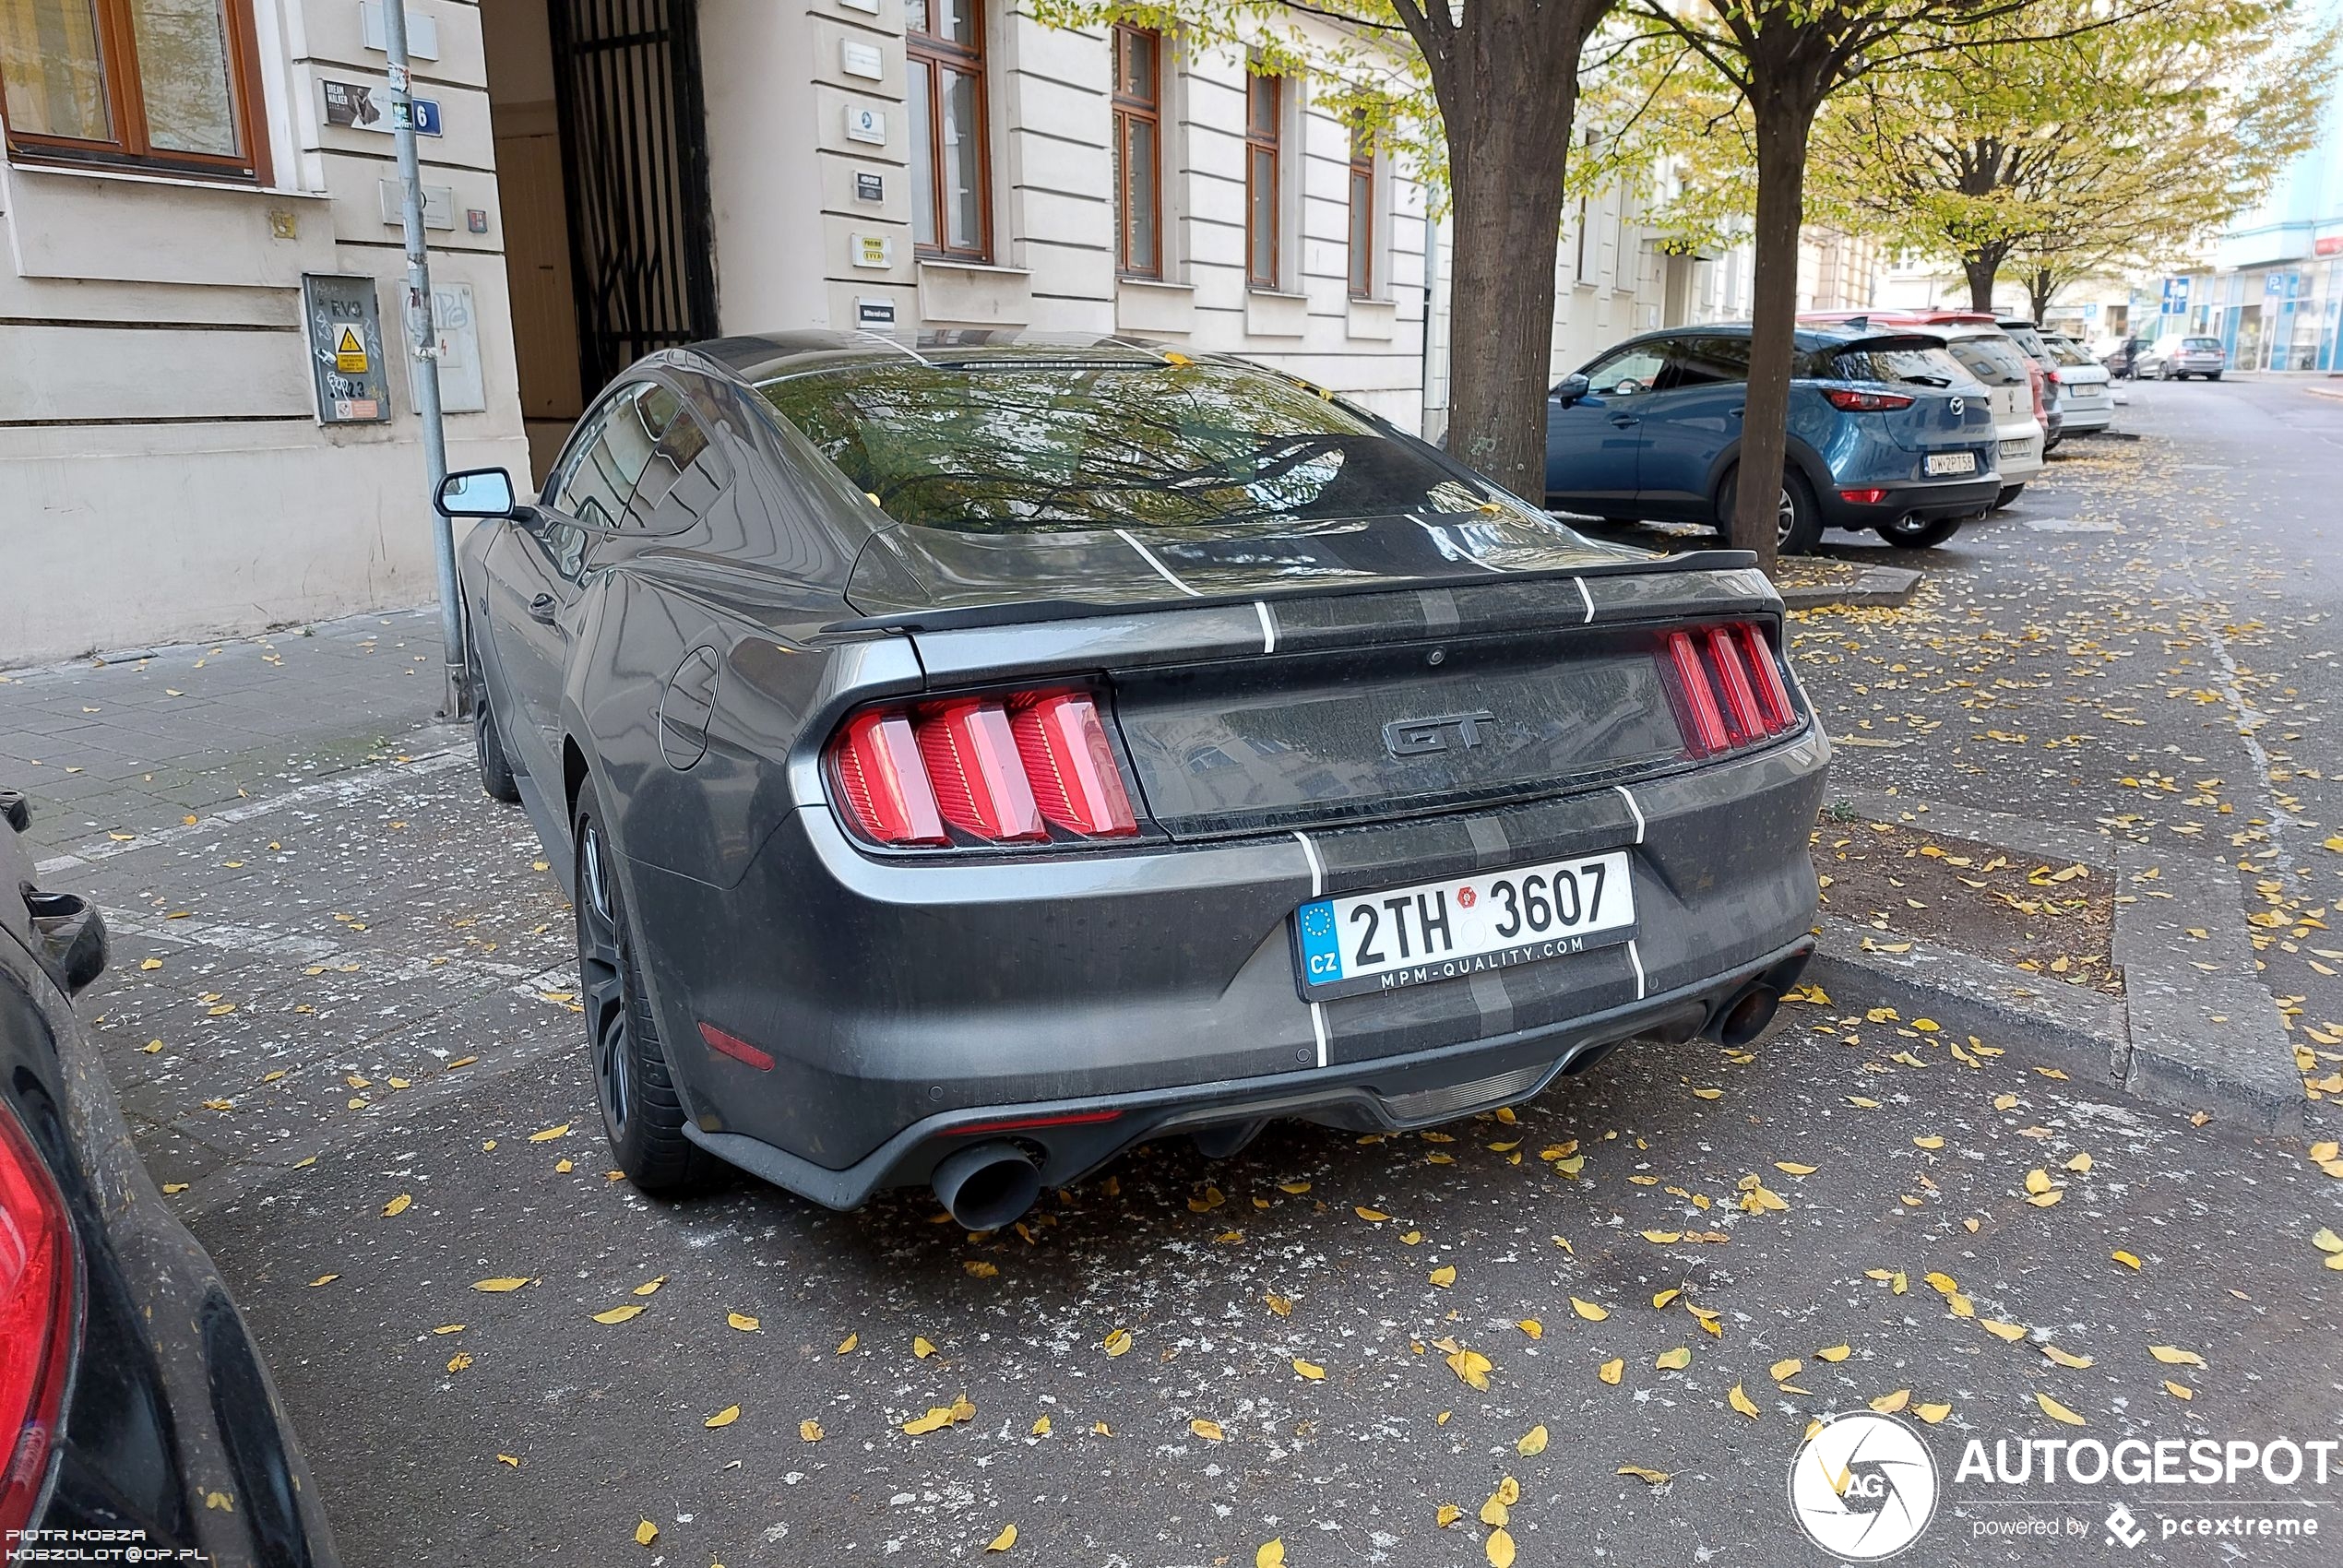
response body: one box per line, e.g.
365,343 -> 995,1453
1347,114 -> 1374,299
0,0 -> 270,181
1111,24 -> 1161,279
908,0 -> 988,261
1244,71 -> 1279,289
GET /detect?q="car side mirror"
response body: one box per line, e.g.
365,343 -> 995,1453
1551,374 -> 1590,407
434,467 -> 519,519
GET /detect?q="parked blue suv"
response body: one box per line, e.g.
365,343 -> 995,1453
1544,323 -> 2003,552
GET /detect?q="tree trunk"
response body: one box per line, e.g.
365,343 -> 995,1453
1963,255 -> 2001,313
1403,0 -> 1612,500
2027,267 -> 2056,324
1734,100 -> 1816,572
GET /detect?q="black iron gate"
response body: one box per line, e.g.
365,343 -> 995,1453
547,0 -> 719,395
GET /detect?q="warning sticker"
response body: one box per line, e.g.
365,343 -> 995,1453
334,325 -> 370,374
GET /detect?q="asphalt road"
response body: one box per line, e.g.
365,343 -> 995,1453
29,376 -> 2343,1566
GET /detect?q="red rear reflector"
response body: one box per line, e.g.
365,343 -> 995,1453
1704,626 -> 1766,742
1666,631 -> 1730,754
916,700 -> 1047,840
699,1022 -> 776,1071
1822,388 -> 1914,411
954,1109 -> 1124,1136
0,1102 -> 76,1539
1838,487 -> 1889,505
833,710 -> 947,845
1739,625 -> 1796,731
1011,693 -> 1137,837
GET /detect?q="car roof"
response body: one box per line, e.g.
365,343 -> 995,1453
678,329 -> 1203,387
1600,320 -> 1918,352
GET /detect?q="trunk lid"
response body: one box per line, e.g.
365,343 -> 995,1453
874,534 -> 1783,841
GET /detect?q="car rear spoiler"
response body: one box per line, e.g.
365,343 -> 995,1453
822,547 -> 1763,636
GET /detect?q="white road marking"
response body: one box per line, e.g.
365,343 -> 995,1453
1115,529 -> 1202,597
35,745 -> 470,877
1613,784 -> 1647,845
1255,600 -> 1279,654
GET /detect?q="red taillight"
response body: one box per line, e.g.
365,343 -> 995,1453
916,699 -> 1047,841
1822,387 -> 1915,411
1661,624 -> 1800,757
2027,362 -> 2046,420
1010,692 -> 1137,837
827,687 -> 1142,848
1838,487 -> 1889,505
0,1102 -> 75,1538
833,710 -> 946,846
1665,631 -> 1730,754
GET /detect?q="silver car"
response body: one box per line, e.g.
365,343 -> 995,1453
2138,335 -> 2227,381
2043,335 -> 2114,434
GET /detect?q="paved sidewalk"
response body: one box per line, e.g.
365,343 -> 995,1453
0,607 -> 453,852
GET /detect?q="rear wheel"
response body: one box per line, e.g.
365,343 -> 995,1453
1718,467 -> 1823,555
473,683 -> 521,803
1874,515 -> 1960,549
575,778 -> 722,1198
2207,372 -> 2222,382
1992,484 -> 2025,511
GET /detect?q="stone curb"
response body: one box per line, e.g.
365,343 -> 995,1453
2305,384 -> 2343,404
1812,791 -> 2309,1136
1779,565 -> 1922,612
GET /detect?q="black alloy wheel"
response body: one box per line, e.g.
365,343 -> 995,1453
574,778 -> 720,1196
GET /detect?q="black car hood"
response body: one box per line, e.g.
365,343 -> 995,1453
843,510 -> 1681,621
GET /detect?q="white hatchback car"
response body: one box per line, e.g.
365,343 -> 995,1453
2042,334 -> 2113,436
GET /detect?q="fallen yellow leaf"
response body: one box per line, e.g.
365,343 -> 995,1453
1598,1357 -> 1623,1384
705,1405 -> 740,1429
1190,1419 -> 1225,1442
1729,1383 -> 1759,1420
528,1123 -> 569,1143
1256,1539 -> 1285,1568
1486,1526 -> 1517,1567
1516,1423 -> 1549,1456
1103,1328 -> 1133,1358
635,1520 -> 658,1547
913,1336 -> 938,1359
1914,1401 -> 1952,1424
1428,1265 -> 1457,1288
1618,1465 -> 1671,1485
1815,1344 -> 1851,1362
728,1313 -> 761,1332
472,1277 -> 530,1293
2147,1345 -> 2206,1367
1445,1348 -> 1493,1390
1292,1359 -> 1326,1381
1871,1388 -> 1911,1413
986,1523 -> 1017,1553
1570,1297 -> 1610,1322
2036,1391 -> 2087,1427
1654,1346 -> 1691,1371
591,1303 -> 646,1325
800,1419 -> 823,1441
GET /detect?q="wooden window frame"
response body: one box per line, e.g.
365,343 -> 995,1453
1243,71 -> 1280,291
1110,22 -> 1160,280
908,0 -> 992,264
1346,114 -> 1374,300
0,0 -> 271,184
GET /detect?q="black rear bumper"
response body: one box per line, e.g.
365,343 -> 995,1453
684,932 -> 1817,1208
1819,475 -> 2000,529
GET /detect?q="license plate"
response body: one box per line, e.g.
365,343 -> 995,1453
1999,438 -> 2032,458
1294,850 -> 1636,999
1924,451 -> 1977,476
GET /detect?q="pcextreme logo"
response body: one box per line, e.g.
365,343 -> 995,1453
1789,1411 -> 1943,1560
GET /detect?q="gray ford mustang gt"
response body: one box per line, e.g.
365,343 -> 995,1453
439,332 -> 1828,1230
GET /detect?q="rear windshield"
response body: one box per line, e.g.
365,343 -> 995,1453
755,359 -> 1502,532
1999,324 -> 2049,357
2044,338 -> 2095,368
1828,346 -> 1970,387
1945,337 -> 2030,386
2183,337 -> 2223,350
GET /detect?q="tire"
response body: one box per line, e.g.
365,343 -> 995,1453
2043,435 -> 2062,455
473,683 -> 522,804
1992,484 -> 2025,511
1874,515 -> 1961,549
574,778 -> 723,1197
2207,373 -> 2222,382
1718,466 -> 1823,555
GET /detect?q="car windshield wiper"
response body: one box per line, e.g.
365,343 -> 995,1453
1898,375 -> 1952,387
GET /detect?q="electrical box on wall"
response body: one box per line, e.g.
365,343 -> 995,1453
302,274 -> 392,424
